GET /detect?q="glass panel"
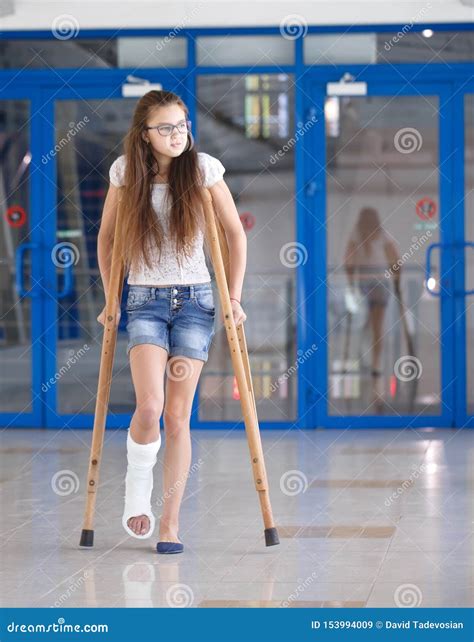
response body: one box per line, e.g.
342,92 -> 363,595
117,37 -> 187,68
0,31 -> 472,70
0,38 -> 187,69
196,36 -> 294,66
305,34 -> 377,65
197,74 -> 297,422
0,40 -> 116,69
325,95 -> 440,416
304,31 -> 474,65
54,99 -> 138,415
380,30 -> 474,63
0,100 -> 32,412
465,94 -> 474,415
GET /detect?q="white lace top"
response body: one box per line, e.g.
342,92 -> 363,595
109,151 -> 226,286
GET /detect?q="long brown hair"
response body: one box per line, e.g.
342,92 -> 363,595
118,90 -> 206,273
356,207 -> 383,254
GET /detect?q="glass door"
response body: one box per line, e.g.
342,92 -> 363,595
196,73 -> 298,427
455,88 -> 474,427
0,91 -> 43,426
43,76 -> 300,430
306,81 -> 455,427
42,81 -> 185,428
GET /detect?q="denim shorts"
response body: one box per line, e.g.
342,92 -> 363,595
125,282 -> 216,362
359,279 -> 390,308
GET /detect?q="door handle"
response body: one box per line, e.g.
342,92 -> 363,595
462,241 -> 474,296
15,242 -> 40,297
425,242 -> 442,297
56,258 -> 74,299
425,241 -> 474,297
51,241 -> 77,299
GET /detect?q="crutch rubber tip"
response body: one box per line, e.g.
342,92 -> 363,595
264,527 -> 280,547
79,529 -> 94,547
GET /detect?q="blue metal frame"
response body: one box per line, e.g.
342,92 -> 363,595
42,79 -> 186,430
303,75 -> 457,428
0,23 -> 472,39
0,22 -> 473,429
0,86 -> 45,427
452,81 -> 474,428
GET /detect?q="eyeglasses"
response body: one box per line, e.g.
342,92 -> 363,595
144,119 -> 191,137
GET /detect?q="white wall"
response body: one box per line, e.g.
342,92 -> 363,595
0,0 -> 472,30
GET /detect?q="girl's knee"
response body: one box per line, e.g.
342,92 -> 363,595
134,399 -> 164,430
163,408 -> 190,437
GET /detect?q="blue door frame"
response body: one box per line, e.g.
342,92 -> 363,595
300,71 -> 470,428
40,75 -> 190,431
1,86 -> 44,428
452,80 -> 474,428
42,75 -> 302,431
0,61 -> 473,429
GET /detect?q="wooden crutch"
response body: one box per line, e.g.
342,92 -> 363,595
202,188 -> 279,547
80,187 -> 126,547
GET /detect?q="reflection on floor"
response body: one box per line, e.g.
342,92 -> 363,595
0,427 -> 472,608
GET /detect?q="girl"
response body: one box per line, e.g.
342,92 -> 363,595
97,90 -> 247,553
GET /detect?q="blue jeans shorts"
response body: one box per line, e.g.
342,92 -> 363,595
359,279 -> 390,308
125,282 -> 216,362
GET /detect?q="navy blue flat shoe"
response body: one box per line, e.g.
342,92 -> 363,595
156,540 -> 184,554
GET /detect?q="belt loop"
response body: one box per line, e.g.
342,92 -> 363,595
151,287 -> 156,299
190,284 -> 195,300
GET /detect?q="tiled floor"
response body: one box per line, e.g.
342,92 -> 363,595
0,427 -> 472,608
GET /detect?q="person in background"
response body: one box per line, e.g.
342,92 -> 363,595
344,206 -> 401,410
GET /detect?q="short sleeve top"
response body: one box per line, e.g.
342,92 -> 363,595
109,151 -> 225,189
108,152 -> 226,286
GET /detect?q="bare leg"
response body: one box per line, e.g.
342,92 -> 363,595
127,344 -> 168,536
159,356 -> 204,543
369,304 -> 386,372
368,304 -> 386,407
